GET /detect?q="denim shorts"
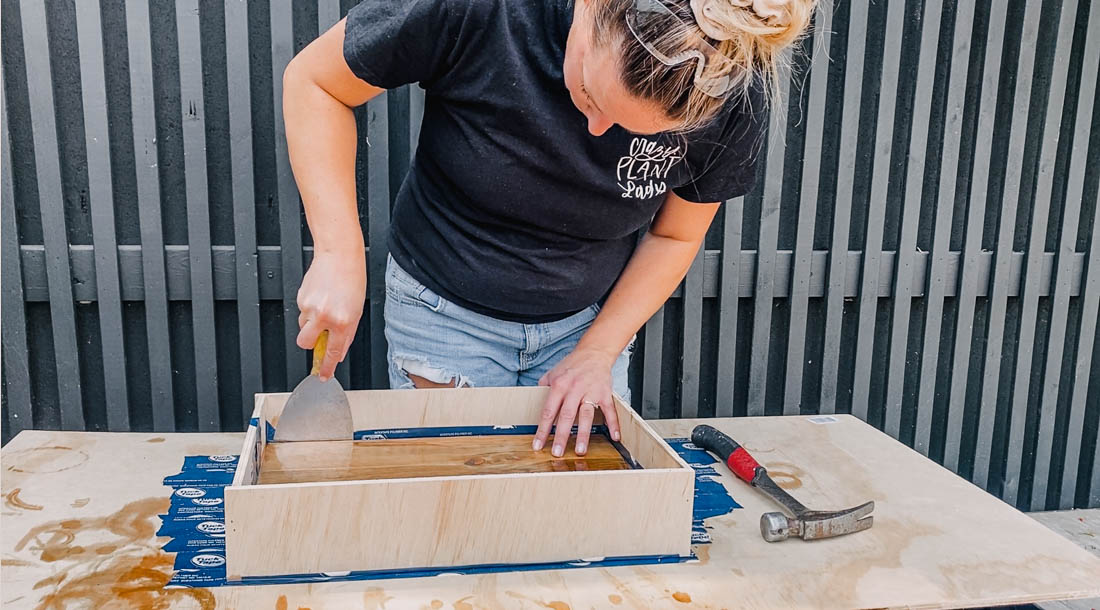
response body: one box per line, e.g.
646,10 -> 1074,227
383,254 -> 634,402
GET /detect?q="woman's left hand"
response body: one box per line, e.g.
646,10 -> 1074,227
534,347 -> 621,456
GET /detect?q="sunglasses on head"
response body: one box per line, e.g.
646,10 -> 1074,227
625,0 -> 738,98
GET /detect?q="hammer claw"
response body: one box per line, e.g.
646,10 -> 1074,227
850,501 -> 875,521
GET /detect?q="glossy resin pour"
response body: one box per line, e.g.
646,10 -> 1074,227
257,434 -> 632,484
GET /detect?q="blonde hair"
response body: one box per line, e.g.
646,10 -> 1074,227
591,0 -> 815,130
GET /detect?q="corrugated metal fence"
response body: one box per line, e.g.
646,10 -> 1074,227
1,0 -> 1098,511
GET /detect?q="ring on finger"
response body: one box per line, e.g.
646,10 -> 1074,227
582,399 -> 600,409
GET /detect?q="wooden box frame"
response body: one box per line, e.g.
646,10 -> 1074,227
225,386 -> 694,579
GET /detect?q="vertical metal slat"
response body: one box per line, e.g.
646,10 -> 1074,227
176,0 -> 221,431
125,0 -> 176,430
318,0 -> 341,32
1025,0 -> 1083,510
746,78 -> 790,416
819,1 -> 868,414
642,305 -> 665,419
1058,4 -> 1100,509
272,0 -> 306,388
20,0 -> 85,429
76,0 -> 130,431
1,71 -> 34,435
851,0 -> 906,423
714,197 -> 743,417
931,0 -> 982,464
783,5 -> 831,415
974,0 -> 1043,495
956,0 -> 1009,482
884,0 -> 944,438
679,245 -> 704,418
225,0 -> 264,421
366,94 -> 390,388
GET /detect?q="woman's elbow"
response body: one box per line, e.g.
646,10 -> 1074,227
283,54 -> 309,92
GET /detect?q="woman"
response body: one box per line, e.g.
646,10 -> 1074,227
284,0 -> 813,456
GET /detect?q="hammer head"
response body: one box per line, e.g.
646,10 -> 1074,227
760,501 -> 874,542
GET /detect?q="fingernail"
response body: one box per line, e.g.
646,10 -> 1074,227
576,443 -> 586,454
612,431 -> 621,441
552,445 -> 563,457
532,439 -> 543,451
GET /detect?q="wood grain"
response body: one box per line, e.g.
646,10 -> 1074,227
228,387 -> 695,577
257,434 -> 631,484
4,420 -> 1100,608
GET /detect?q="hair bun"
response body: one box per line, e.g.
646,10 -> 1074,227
690,0 -> 792,41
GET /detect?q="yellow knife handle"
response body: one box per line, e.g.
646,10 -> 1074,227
311,330 -> 328,376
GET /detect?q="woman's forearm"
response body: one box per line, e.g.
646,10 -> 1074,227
575,230 -> 702,359
281,19 -> 384,377
576,192 -> 720,361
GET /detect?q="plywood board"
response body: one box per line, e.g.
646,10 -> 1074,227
261,386 -> 605,431
226,467 -> 693,578
4,417 -> 1100,608
229,419 -> 260,487
256,434 -> 632,484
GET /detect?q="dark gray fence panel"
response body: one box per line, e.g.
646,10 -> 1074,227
1060,2 -> 1100,509
886,0 -> 941,439
1,69 -> 32,437
2,0 -> 1098,510
958,0 -> 1009,483
125,0 -> 176,432
714,197 -> 742,418
819,0 -> 867,415
271,0 -> 304,389
934,0 -> 979,469
18,0 -> 84,430
995,0 -> 1044,508
1025,0 -> 1081,511
783,7 -> 831,417
680,246 -> 704,419
177,0 -> 220,431
226,0 -> 264,424
76,0 -> 130,431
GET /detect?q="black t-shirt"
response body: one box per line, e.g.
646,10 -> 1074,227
343,0 -> 765,322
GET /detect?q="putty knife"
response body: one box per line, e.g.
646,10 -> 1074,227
273,330 -> 354,441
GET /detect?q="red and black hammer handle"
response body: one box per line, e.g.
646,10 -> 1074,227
690,424 -> 764,484
692,424 -> 811,516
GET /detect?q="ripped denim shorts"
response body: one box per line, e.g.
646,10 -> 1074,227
383,254 -> 633,402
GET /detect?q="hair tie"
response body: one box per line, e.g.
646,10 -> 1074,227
690,0 -> 791,40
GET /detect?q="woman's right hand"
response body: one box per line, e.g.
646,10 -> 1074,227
295,249 -> 366,381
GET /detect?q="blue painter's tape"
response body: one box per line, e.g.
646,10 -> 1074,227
163,536 -> 226,553
235,553 -> 690,586
172,549 -> 228,572
663,438 -> 741,528
164,473 -> 234,486
158,434 -> 740,588
352,424 -> 610,440
259,422 -> 641,468
166,507 -> 225,520
167,549 -> 691,587
167,496 -> 225,516
158,512 -> 223,525
157,518 -> 228,538
168,570 -> 227,587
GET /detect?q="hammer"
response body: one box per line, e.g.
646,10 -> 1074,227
691,424 -> 874,542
